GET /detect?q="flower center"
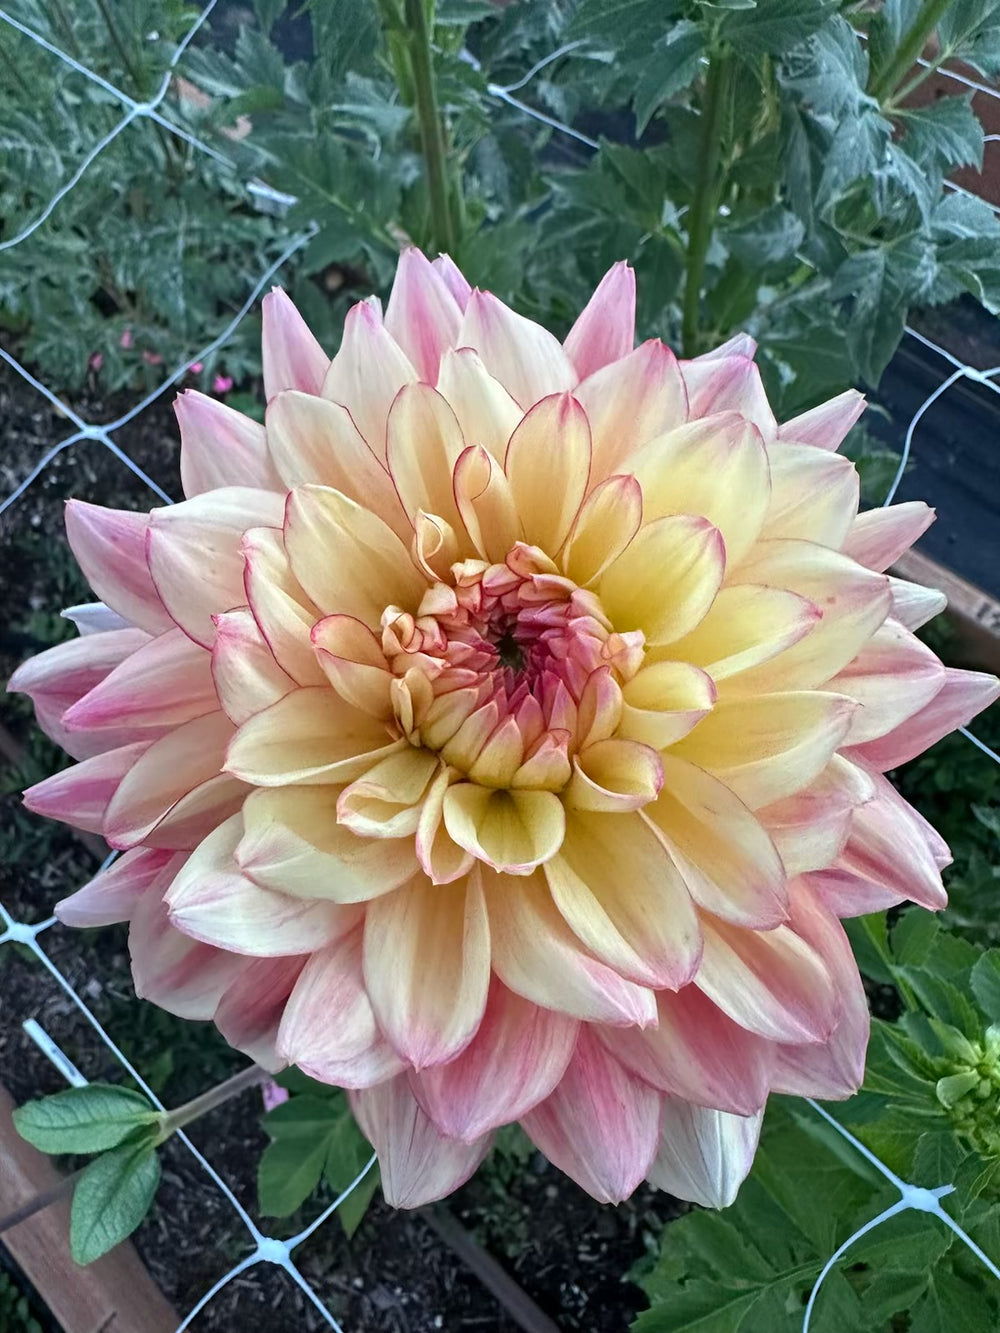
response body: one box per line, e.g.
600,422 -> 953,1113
380,543 -> 645,789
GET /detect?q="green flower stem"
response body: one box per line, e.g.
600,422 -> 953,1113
869,0 -> 953,105
403,0 -> 456,255
681,52 -> 729,360
156,1064 -> 268,1141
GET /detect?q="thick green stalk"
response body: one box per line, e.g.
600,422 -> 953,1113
869,0 -> 953,104
156,1064 -> 268,1140
681,54 -> 728,360
403,0 -> 455,254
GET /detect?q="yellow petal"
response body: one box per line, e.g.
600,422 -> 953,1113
504,393 -> 591,554
545,810 -> 701,988
599,514 -> 725,646
663,584 -> 820,681
311,614 -> 393,719
561,474 -> 643,587
564,738 -> 663,812
454,446 -> 523,562
436,346 -> 522,461
760,444 -> 858,547
337,747 -> 439,837
322,297 -> 417,460
242,525 -> 325,687
618,661 -> 717,749
386,383 -> 470,545
283,484 -> 425,627
443,783 -> 565,874
574,339 -> 687,481
670,690 -> 856,809
457,290 -> 575,408
631,411 -> 770,566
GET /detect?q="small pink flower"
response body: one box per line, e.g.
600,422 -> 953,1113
262,1079 -> 290,1112
120,328 -> 133,350
189,361 -> 204,375
142,350 -> 164,366
88,352 -> 103,372
213,374 -> 234,394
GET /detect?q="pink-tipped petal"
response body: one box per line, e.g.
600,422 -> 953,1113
65,501 -> 173,635
322,298 -> 417,459
261,288 -> 330,400
563,261 -> 636,380
277,930 -> 405,1087
431,253 -> 472,309
62,603 -> 131,635
213,955 -> 306,1070
889,575 -> 947,630
211,608 -> 295,726
680,353 -> 777,442
23,741 -> 148,835
56,847 -> 179,928
778,389 -> 866,451
522,1029 -> 662,1204
647,1100 -> 763,1208
410,982 -> 578,1141
830,620 -> 946,746
847,667 -> 999,770
457,288 -> 576,409
351,1076 -> 492,1208
63,627 -> 216,734
146,488 -> 284,648
385,247 -> 465,382
176,389 -> 282,496
760,445 -> 859,548
842,501 -> 935,571
575,339 -> 688,481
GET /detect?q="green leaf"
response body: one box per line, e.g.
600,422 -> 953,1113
70,1143 -> 161,1265
909,1264 -> 1000,1333
632,22 -> 707,134
898,96 -> 985,174
892,908 -> 941,967
722,205 -> 804,268
720,0 -> 839,57
257,1135 -> 329,1217
13,1085 -> 159,1156
970,949 -> 1000,1022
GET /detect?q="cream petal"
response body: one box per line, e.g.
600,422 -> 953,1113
384,247 -> 464,382
759,445 -> 859,548
504,393 -> 591,554
457,288 -> 575,408
695,914 -> 839,1044
337,747 -> 439,838
599,515 -> 725,646
563,260 -> 636,380
350,1076 -> 492,1208
261,287 -> 330,400
453,445 -> 523,562
386,383 -> 469,542
322,297 -> 417,459
671,690 -> 856,810
647,754 -> 788,928
728,540 -> 892,691
101,710 -> 234,849
647,1100 -> 763,1208
410,982 -> 578,1141
312,614 -> 394,720
211,607 -> 295,725
435,347 -> 522,461
522,1029 -> 662,1204
166,814 -> 360,954
617,661 -> 717,749
631,412 -> 770,567
283,484 -> 425,626
242,524 -> 325,686
364,873 -> 490,1068
176,389 -> 282,496
574,339 -> 687,480
237,785 -> 418,902
777,388 -> 865,451
225,686 -> 400,785
757,754 -> 874,877
147,488 -> 284,647
829,620 -> 946,745
609,986 -> 773,1115
484,869 -> 657,1026
277,930 -> 405,1087
841,500 -> 935,571
545,809 -> 701,988
564,738 -> 664,812
64,501 -> 173,635
266,390 -> 408,536
889,574 -> 947,630
442,783 -> 565,874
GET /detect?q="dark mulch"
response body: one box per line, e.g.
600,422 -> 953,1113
0,359 -> 673,1333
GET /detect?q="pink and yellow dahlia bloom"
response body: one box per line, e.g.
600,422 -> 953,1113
12,252 -> 999,1209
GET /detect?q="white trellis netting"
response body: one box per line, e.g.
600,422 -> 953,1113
0,3 -> 999,1329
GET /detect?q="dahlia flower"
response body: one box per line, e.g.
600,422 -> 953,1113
12,252 -> 998,1209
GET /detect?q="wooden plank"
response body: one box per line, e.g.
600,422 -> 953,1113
0,1083 -> 178,1333
894,548 -> 1000,672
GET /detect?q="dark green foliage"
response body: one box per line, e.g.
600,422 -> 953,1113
0,1270 -> 44,1333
